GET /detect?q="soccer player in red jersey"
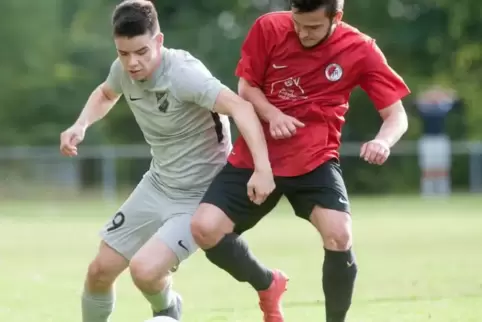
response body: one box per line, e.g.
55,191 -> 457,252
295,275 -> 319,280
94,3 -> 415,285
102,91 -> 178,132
190,0 -> 410,321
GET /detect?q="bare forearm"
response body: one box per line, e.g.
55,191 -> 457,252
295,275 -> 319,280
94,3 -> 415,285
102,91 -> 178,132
231,105 -> 271,171
75,84 -> 118,129
375,110 -> 408,147
212,86 -> 272,170
238,79 -> 279,122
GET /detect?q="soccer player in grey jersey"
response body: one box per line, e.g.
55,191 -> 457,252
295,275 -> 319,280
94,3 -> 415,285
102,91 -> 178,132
59,1 -> 275,321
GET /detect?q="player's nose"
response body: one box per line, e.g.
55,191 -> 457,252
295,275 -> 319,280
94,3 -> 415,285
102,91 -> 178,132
298,29 -> 309,39
127,55 -> 139,68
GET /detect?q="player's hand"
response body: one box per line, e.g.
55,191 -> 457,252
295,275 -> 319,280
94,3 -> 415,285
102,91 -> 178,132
60,124 -> 86,157
360,139 -> 390,165
269,110 -> 305,139
247,168 -> 276,205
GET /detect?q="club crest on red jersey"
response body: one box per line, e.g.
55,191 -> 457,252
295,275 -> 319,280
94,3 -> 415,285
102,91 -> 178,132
325,63 -> 343,82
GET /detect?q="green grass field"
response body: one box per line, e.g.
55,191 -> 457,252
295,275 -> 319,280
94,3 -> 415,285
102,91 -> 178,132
1,195 -> 481,322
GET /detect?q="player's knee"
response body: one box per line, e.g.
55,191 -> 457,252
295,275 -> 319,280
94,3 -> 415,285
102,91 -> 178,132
323,225 -> 352,251
317,211 -> 353,251
129,258 -> 161,292
86,259 -> 118,292
325,232 -> 352,251
191,203 -> 234,249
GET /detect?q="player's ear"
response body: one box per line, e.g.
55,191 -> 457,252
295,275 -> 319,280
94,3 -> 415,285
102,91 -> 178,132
333,11 -> 343,24
155,32 -> 164,46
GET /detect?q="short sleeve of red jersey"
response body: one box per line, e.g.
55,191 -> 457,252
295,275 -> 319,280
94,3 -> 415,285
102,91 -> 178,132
359,40 -> 410,110
235,19 -> 269,88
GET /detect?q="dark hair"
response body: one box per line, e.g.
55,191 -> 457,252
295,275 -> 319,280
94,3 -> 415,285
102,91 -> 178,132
112,0 -> 159,37
290,0 -> 344,17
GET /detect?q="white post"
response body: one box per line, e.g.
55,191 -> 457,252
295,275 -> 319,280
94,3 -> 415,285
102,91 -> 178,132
101,146 -> 117,203
469,142 -> 482,193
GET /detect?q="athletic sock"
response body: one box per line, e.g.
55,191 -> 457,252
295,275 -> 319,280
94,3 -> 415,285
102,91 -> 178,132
323,248 -> 358,322
82,288 -> 115,322
205,233 -> 273,291
143,278 -> 176,312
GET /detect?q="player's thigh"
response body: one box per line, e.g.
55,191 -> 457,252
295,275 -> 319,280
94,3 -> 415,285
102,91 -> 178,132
100,174 -> 165,261
284,160 -> 352,249
192,163 -> 283,245
130,193 -> 202,283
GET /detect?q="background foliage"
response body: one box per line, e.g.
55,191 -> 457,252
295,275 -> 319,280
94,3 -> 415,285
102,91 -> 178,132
1,0 -> 480,193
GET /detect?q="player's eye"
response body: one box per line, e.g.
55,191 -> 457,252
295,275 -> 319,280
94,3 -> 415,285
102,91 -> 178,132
118,52 -> 128,56
137,49 -> 148,55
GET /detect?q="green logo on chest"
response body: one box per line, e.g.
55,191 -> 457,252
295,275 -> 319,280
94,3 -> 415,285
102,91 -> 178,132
156,91 -> 169,113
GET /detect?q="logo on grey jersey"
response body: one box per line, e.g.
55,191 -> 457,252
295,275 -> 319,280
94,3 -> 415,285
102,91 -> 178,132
156,91 -> 169,112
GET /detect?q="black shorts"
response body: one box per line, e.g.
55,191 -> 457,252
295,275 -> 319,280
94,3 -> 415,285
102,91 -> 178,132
201,159 -> 350,234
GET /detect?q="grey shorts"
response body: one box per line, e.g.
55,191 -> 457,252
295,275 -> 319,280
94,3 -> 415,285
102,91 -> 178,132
100,172 -> 200,264
418,135 -> 451,170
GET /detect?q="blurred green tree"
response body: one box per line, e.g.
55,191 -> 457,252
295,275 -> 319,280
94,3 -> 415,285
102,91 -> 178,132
0,0 -> 480,192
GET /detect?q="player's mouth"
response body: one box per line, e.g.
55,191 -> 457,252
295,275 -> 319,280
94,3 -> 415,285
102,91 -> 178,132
300,38 -> 321,48
129,70 -> 142,75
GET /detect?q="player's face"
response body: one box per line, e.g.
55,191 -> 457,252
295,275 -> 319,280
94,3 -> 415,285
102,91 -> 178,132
114,33 -> 163,81
292,8 -> 342,48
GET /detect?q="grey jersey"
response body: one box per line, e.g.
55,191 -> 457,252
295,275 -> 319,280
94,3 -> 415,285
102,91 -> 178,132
106,48 -> 232,196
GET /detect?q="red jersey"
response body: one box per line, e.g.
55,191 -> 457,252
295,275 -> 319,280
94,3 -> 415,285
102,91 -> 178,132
229,11 -> 410,177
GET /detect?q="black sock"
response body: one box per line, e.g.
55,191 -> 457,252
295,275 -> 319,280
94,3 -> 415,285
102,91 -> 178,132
205,233 -> 273,291
322,248 -> 358,322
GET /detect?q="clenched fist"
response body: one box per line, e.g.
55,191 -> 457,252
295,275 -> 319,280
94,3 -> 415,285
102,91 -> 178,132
269,110 -> 305,139
247,168 -> 276,205
360,139 -> 390,165
60,124 -> 86,156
